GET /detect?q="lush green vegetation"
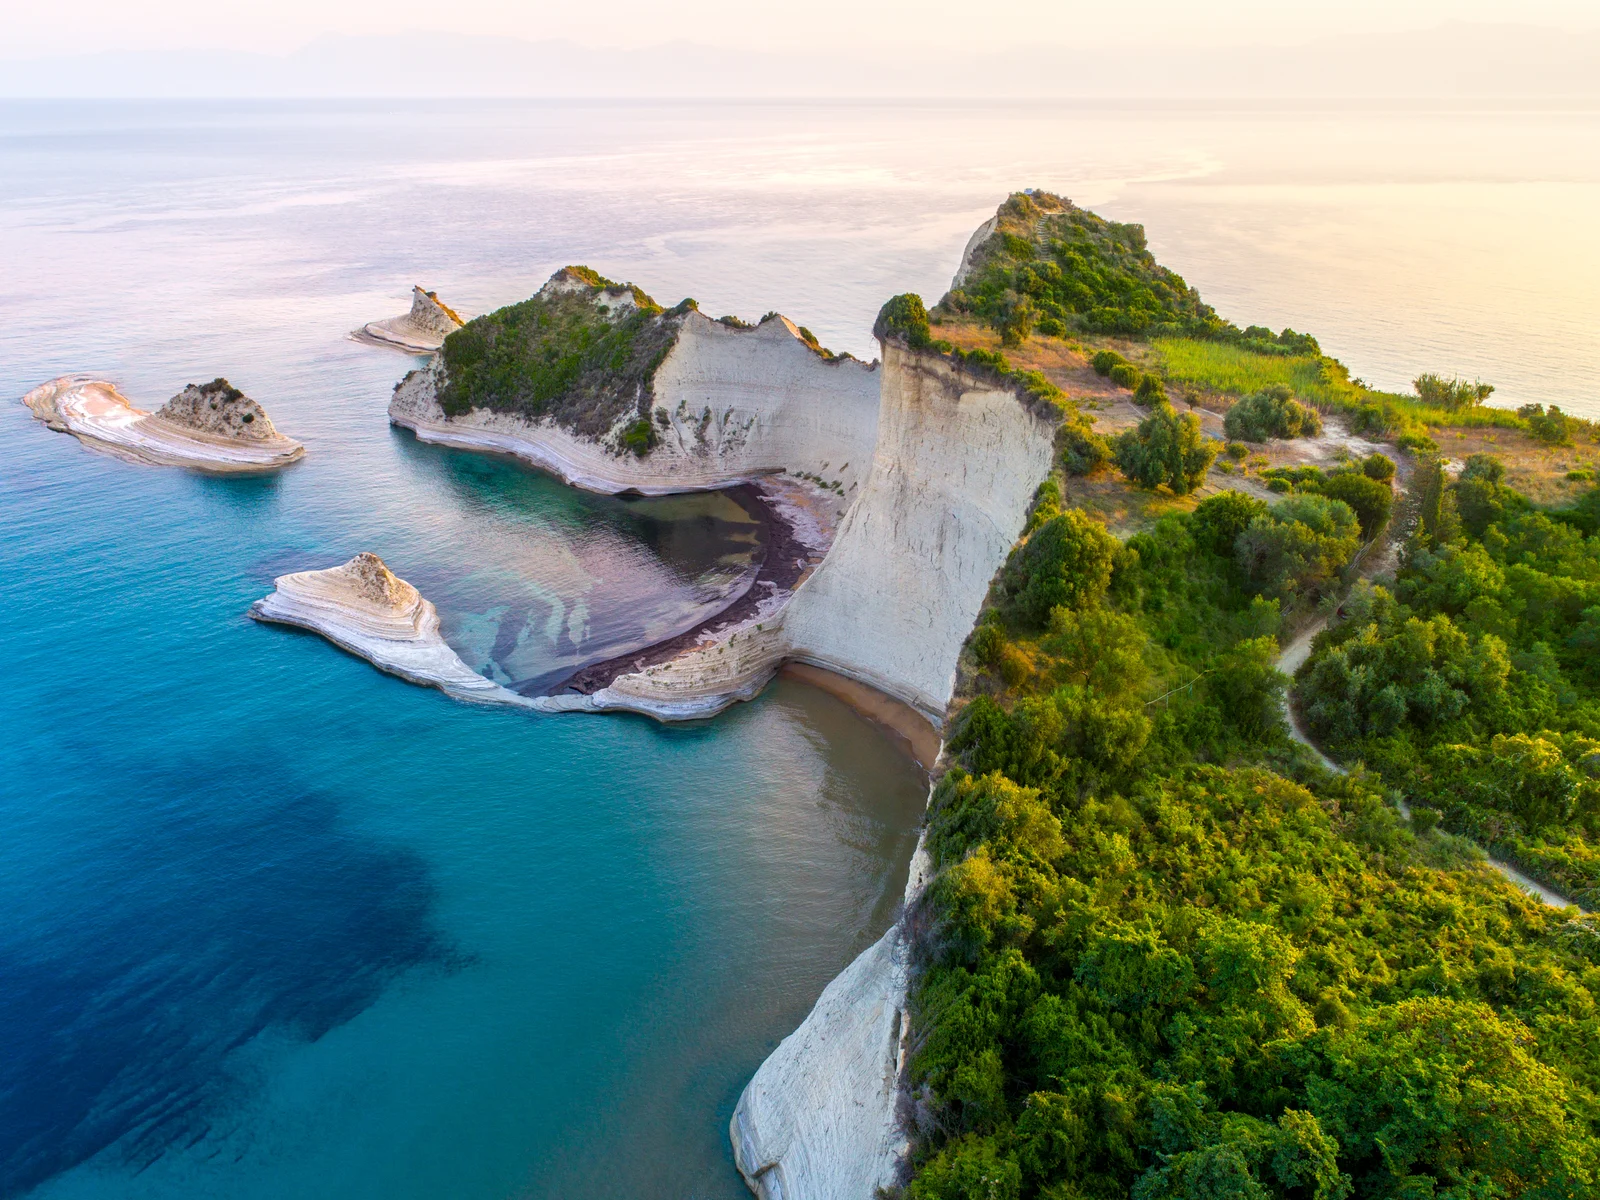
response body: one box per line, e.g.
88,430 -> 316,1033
437,266 -> 695,439
1112,403 -> 1217,495
1254,458 -> 1396,541
903,472 -> 1600,1200
1152,339 -> 1533,440
1295,458 -> 1600,907
1224,384 -> 1325,443
940,191 -> 1317,353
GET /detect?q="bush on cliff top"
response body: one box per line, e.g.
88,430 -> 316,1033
1223,384 -> 1324,443
1113,402 -> 1217,495
942,191 -> 1320,355
438,267 -> 694,441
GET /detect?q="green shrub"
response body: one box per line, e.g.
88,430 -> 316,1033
1362,452 -> 1397,483
1314,470 -> 1394,539
1226,440 -> 1249,460
620,418 -> 657,456
1519,403 -> 1584,447
1006,510 -> 1119,626
1398,430 -> 1439,455
1113,402 -> 1218,495
1134,373 -> 1167,405
1108,362 -> 1141,390
1024,479 -> 1063,533
997,297 -> 1038,347
1223,384 -> 1324,442
1192,490 -> 1269,555
1060,416 -> 1111,476
1415,373 -> 1494,410
1091,349 -> 1125,376
969,622 -> 1005,668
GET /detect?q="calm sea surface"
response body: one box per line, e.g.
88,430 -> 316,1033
1,99 -> 1596,1200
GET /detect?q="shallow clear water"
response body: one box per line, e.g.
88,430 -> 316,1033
2,98 -> 1597,1200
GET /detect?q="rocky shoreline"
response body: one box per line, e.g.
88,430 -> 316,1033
548,481 -> 820,699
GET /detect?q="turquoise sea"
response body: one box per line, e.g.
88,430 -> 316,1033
2,99 -> 1597,1199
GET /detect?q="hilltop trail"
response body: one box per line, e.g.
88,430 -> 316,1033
1277,600 -> 1585,913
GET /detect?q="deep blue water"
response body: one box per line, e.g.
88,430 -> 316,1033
4,98 -> 1596,1199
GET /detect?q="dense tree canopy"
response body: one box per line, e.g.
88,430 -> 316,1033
908,462 -> 1600,1200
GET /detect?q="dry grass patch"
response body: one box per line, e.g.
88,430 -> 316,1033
1433,425 -> 1599,507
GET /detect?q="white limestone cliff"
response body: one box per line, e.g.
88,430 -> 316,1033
731,799 -> 938,1200
575,340 -> 1058,724
780,344 -> 1058,721
389,309 -> 881,503
22,375 -> 304,473
355,285 -> 466,353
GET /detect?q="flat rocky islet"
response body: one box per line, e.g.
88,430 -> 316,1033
22,374 -> 304,472
249,552 -> 518,702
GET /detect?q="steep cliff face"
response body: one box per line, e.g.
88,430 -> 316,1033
781,343 -> 1059,720
582,337 -> 1058,722
390,306 -> 880,499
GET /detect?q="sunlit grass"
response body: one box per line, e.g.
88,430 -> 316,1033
1152,337 -> 1527,432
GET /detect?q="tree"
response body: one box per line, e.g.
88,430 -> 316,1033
1207,636 -> 1289,743
1312,470 -> 1392,540
1008,510 -> 1120,626
1234,494 -> 1361,598
1192,490 -> 1269,556
1223,385 -> 1323,442
1114,402 -> 1219,495
998,295 -> 1038,347
876,292 -> 932,347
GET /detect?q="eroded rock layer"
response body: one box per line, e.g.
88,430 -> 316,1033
21,375 -> 304,473
249,552 -> 519,703
356,285 -> 466,353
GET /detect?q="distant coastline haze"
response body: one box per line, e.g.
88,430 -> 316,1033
2,19 -> 1599,98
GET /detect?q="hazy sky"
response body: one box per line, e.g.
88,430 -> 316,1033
6,0 -> 1600,57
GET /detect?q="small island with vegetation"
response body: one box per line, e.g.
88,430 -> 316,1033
22,375 -> 305,472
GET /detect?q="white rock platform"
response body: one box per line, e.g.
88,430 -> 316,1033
22,376 -> 304,473
250,552 -> 523,704
354,285 -> 465,353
